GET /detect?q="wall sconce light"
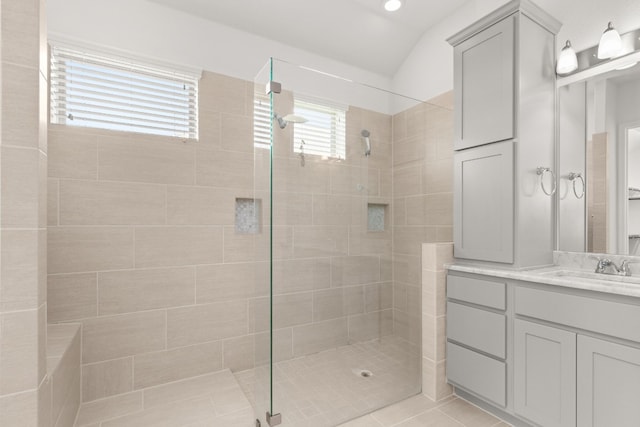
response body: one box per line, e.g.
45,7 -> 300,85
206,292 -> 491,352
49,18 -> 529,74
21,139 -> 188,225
597,22 -> 622,59
556,40 -> 578,75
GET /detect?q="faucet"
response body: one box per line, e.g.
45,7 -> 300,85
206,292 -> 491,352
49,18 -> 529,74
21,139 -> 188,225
593,258 -> 613,274
618,260 -> 640,276
592,257 -> 640,276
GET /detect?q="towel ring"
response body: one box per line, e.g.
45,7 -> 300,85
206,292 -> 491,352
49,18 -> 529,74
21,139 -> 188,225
568,172 -> 585,199
536,167 -> 556,196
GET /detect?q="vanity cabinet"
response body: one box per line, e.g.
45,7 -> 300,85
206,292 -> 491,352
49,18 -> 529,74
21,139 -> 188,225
446,274 -> 507,407
447,270 -> 640,427
577,335 -> 640,427
513,319 -> 576,427
448,0 -> 560,267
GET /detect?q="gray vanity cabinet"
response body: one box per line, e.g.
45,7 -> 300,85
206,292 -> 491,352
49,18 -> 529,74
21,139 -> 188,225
446,274 -> 507,407
453,15 -> 515,150
514,319 -> 576,427
453,141 -> 513,263
447,270 -> 640,426
448,0 -> 560,267
577,335 -> 640,427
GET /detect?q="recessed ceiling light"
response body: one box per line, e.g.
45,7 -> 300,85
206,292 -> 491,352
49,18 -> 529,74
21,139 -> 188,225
383,0 -> 403,12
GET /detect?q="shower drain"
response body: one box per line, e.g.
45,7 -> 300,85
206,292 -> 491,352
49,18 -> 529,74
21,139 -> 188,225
353,368 -> 373,378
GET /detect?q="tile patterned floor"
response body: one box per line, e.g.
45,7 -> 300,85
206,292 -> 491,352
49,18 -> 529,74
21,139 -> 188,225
235,336 -> 422,426
339,395 -> 510,427
73,338 -> 510,426
74,370 -> 254,427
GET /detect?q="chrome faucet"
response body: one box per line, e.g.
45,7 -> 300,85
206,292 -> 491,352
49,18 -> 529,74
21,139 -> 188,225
618,260 -> 640,276
592,257 -> 640,276
594,258 -> 613,274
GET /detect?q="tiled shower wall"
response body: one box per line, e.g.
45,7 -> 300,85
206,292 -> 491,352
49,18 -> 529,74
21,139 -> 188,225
47,71 -> 260,404
0,0 -> 49,425
391,94 -> 454,348
256,90 -> 396,357
47,71 -> 396,405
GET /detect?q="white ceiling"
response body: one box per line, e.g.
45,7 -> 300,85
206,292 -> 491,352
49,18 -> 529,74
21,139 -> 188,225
147,0 -> 469,77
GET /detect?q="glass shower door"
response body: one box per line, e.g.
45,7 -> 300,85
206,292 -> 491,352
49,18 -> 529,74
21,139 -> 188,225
252,57 -> 426,427
250,58 -> 274,427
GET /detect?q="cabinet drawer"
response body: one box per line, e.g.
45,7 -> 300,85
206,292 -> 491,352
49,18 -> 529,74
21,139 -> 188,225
447,342 -> 506,407
447,274 -> 506,309
515,286 -> 640,343
447,302 -> 505,358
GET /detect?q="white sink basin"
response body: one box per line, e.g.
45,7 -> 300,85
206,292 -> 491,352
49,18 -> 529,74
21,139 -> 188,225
541,269 -> 640,285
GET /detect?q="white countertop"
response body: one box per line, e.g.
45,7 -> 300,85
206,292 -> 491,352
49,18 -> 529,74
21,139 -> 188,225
447,263 -> 640,299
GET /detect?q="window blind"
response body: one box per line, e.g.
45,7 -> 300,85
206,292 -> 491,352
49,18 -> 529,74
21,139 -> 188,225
50,45 -> 199,139
294,97 -> 347,159
253,93 -> 272,150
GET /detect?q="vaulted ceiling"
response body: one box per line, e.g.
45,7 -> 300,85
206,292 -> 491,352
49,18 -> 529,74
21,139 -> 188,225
147,0 -> 469,76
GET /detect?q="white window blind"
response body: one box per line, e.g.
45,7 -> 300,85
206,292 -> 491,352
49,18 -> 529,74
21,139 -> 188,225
253,93 -> 271,150
50,45 -> 199,139
294,97 -> 347,159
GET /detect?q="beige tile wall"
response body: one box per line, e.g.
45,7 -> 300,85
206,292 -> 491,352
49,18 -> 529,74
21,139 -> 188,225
391,93 -> 454,348
0,0 -> 49,425
421,243 -> 453,402
587,133 -> 608,253
47,71 -> 396,404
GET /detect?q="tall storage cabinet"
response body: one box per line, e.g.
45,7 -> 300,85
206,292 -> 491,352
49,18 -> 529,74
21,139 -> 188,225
453,15 -> 515,150
448,0 -> 560,267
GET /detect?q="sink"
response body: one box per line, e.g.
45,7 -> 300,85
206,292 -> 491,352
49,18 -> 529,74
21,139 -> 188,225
541,269 -> 640,285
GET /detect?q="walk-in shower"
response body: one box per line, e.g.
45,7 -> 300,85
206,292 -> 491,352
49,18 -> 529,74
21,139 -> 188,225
248,58 -> 426,427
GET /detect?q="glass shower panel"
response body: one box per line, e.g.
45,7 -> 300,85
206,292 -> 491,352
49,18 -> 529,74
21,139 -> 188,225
262,58 -> 425,426
251,58 -> 274,427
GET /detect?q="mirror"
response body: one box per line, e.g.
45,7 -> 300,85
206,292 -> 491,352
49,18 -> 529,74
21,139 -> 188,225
558,64 -> 640,254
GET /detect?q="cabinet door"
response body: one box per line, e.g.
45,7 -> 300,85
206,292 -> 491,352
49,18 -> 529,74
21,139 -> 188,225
514,319 -> 576,427
453,141 -> 513,263
578,335 -> 640,427
454,14 -> 515,150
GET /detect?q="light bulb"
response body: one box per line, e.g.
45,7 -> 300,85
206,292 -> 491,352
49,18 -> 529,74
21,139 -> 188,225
384,0 -> 403,12
556,40 -> 578,75
597,22 -> 622,59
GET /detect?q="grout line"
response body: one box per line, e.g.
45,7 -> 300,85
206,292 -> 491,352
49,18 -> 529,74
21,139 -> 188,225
94,272 -> 99,317
434,408 -> 466,427
164,309 -> 168,351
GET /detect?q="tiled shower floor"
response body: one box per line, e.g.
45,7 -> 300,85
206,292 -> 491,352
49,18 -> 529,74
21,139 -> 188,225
74,337 -> 508,427
235,336 -> 421,426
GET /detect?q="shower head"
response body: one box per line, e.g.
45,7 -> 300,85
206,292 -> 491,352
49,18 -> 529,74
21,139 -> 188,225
361,129 -> 371,156
273,112 -> 308,129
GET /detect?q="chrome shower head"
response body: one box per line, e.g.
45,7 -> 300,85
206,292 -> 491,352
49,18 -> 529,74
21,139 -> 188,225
273,112 -> 308,129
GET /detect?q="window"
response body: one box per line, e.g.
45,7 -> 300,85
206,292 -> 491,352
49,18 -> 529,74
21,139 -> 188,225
294,96 -> 347,159
50,45 -> 199,139
253,93 -> 271,150
251,92 -> 347,158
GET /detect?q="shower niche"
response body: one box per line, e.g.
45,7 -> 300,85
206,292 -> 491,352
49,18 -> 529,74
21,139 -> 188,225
235,198 -> 262,234
367,203 -> 387,232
